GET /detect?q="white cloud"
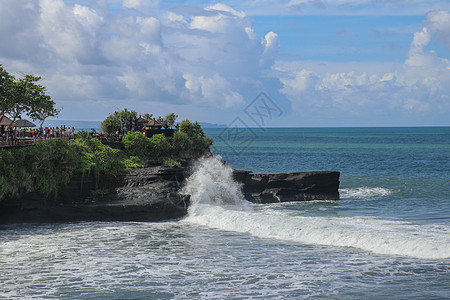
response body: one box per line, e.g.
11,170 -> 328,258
1,1 -> 449,125
232,0 -> 450,16
261,32 -> 280,66
278,10 -> 450,116
426,10 -> 450,48
122,0 -> 158,10
0,0 -> 277,120
183,73 -> 244,108
38,0 -> 105,64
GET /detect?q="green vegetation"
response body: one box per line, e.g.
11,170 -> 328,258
101,109 -> 178,134
0,138 -> 142,201
0,65 -> 59,127
0,66 -> 213,203
1,112 -> 213,202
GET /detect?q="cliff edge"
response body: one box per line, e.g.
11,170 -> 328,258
0,166 -> 340,224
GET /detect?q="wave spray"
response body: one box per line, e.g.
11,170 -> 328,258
181,156 -> 450,259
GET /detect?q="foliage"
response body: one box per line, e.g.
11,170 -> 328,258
122,132 -> 171,159
158,157 -> 181,167
162,113 -> 178,129
0,110 -> 213,203
149,133 -> 170,157
142,113 -> 153,122
0,138 -> 131,202
0,139 -> 83,200
154,113 -> 178,129
0,65 -> 59,126
177,119 -> 205,137
0,65 -> 15,116
74,130 -> 92,141
101,108 -> 138,134
174,120 -> 213,156
172,131 -> 190,152
123,131 -> 152,159
84,138 -> 128,176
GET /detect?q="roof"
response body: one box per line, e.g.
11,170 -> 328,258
0,114 -> 13,126
12,119 -> 36,127
145,119 -> 166,127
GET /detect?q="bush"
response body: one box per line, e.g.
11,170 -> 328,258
85,138 -> 128,176
123,132 -> 151,159
172,131 -> 190,152
177,120 -> 205,137
172,120 -> 212,156
149,134 -> 170,157
74,130 -> 92,140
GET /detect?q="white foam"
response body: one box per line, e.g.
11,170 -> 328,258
185,205 -> 450,259
182,156 -> 450,259
181,155 -> 249,215
340,187 -> 392,199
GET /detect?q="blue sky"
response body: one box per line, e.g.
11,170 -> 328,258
0,0 -> 449,126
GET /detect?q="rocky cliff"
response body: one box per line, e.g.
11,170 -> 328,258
233,170 -> 340,203
0,165 -> 340,224
0,166 -> 189,224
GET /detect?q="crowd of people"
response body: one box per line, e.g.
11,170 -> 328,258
90,128 -> 122,143
0,125 -> 76,146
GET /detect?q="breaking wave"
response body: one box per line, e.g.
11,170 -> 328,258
182,156 -> 449,259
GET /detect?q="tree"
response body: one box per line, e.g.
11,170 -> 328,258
163,113 -> 178,129
101,108 -> 138,134
0,65 -> 15,117
0,66 -> 58,128
122,131 -> 151,158
177,119 -> 205,137
9,75 -> 59,126
24,76 -> 60,127
149,133 -> 170,157
142,113 -> 153,122
155,113 -> 178,129
156,115 -> 165,125
173,120 -> 212,156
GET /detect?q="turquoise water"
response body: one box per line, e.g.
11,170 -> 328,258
1,127 -> 449,299
208,127 -> 450,223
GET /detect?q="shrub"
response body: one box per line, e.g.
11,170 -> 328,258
177,120 -> 205,137
123,132 -> 151,159
74,130 -> 92,141
86,138 -> 127,176
149,134 -> 170,157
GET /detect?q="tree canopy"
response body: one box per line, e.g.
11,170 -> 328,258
0,65 -> 59,127
101,109 -> 179,134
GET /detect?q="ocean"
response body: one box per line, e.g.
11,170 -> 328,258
1,127 -> 449,299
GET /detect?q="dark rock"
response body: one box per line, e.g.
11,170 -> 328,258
0,163 -> 340,224
0,166 -> 190,224
233,170 -> 340,203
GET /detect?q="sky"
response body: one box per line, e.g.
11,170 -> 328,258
0,0 -> 449,127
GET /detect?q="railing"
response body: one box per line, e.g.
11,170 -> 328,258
0,136 -> 75,148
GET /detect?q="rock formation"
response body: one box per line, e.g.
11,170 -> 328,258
0,165 -> 340,224
233,170 -> 340,203
0,166 -> 189,224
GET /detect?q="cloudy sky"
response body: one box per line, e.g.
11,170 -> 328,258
1,0 -> 449,126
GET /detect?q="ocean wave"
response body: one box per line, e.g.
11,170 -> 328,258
340,187 -> 392,199
184,206 -> 450,259
182,156 -> 449,259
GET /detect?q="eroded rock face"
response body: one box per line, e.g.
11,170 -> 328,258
0,166 -> 190,224
0,164 -> 340,224
233,170 -> 340,203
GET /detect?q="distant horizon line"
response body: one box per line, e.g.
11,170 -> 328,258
44,120 -> 450,129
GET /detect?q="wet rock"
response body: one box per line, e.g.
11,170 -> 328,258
233,170 -> 340,203
0,166 -> 190,224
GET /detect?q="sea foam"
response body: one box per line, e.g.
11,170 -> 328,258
340,187 -> 392,199
182,156 -> 450,259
